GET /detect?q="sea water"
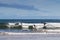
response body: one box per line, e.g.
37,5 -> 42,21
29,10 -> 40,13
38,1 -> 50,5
0,34 -> 60,40
0,19 -> 60,40
0,29 -> 60,40
0,19 -> 60,23
0,29 -> 32,33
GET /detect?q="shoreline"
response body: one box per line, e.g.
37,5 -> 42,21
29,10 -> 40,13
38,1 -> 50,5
0,32 -> 60,35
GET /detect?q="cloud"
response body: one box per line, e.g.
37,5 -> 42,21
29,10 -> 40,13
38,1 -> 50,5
0,0 -> 60,19
0,3 -> 38,10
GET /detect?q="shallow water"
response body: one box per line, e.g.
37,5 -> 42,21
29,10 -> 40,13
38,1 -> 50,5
0,29 -> 60,40
0,29 -> 32,33
0,34 -> 60,40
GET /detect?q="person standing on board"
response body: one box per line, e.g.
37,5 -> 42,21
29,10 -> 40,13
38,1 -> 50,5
43,22 -> 47,29
34,25 -> 37,32
43,22 -> 47,32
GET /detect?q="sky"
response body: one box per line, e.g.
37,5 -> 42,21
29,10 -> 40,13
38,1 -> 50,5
0,0 -> 60,19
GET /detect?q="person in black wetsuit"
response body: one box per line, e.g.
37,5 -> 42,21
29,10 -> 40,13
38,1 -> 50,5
43,22 -> 47,29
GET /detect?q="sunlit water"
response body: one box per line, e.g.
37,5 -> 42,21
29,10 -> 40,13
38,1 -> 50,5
0,29 -> 60,40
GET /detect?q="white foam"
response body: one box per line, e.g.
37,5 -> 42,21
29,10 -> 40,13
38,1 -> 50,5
46,23 -> 60,27
5,32 -> 60,35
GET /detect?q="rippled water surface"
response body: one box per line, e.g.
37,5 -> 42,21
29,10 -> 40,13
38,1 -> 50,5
0,34 -> 60,40
0,29 -> 60,40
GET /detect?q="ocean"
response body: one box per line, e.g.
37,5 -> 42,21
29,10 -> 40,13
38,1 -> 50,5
0,19 -> 60,23
0,19 -> 60,40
